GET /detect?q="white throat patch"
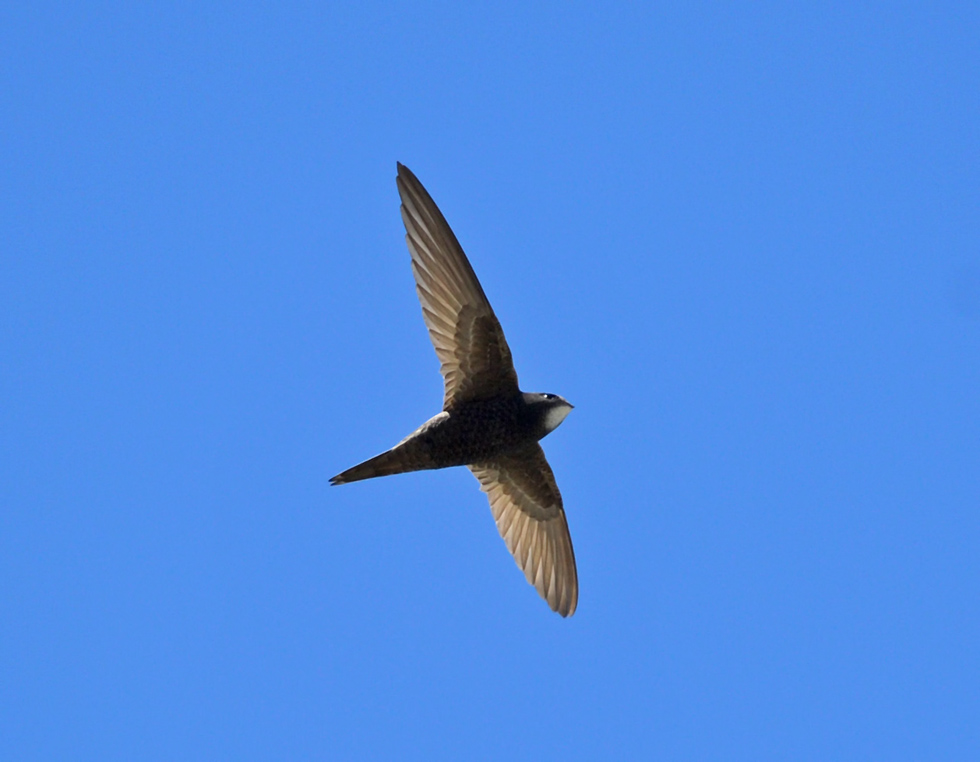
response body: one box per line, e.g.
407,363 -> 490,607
542,403 -> 572,434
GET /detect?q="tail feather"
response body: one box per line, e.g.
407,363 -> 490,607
330,443 -> 431,485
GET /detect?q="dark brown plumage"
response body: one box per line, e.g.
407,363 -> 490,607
331,163 -> 578,616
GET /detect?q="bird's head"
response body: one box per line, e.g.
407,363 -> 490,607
523,392 -> 574,437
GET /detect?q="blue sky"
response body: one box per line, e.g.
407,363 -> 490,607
2,2 -> 978,759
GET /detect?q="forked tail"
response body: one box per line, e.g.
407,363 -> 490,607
330,442 -> 433,485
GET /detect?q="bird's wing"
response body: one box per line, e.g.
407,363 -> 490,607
396,163 -> 520,410
469,443 -> 578,616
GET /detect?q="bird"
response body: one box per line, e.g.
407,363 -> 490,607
331,163 -> 578,617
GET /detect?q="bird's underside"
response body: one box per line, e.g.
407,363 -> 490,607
331,163 -> 578,617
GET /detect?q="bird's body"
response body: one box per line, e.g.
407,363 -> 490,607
331,163 -> 579,616
331,392 -> 571,484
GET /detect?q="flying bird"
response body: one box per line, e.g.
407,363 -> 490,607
331,163 -> 578,617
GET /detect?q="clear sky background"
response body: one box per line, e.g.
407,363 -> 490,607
2,3 -> 978,759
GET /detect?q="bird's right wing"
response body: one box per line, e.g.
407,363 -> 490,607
469,443 -> 578,616
396,163 -> 520,409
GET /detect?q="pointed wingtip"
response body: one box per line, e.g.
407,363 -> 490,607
396,162 -> 419,185
395,162 -> 409,191
552,591 -> 577,617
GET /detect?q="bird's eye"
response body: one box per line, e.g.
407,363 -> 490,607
544,394 -> 555,399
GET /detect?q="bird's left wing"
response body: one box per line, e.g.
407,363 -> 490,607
469,444 -> 578,616
396,163 -> 520,409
